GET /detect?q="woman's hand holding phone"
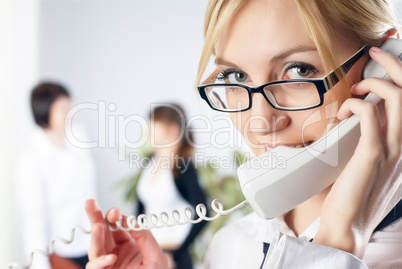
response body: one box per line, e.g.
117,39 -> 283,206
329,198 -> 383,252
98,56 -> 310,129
84,199 -> 168,269
314,46 -> 402,258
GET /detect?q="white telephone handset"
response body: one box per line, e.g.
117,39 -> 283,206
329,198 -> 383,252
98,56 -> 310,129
237,38 -> 402,219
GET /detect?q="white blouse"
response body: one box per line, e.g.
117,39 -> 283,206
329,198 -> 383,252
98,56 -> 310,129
137,164 -> 192,246
204,211 -> 402,268
15,126 -> 97,269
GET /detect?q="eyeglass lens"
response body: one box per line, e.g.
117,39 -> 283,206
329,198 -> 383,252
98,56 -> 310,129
204,82 -> 321,111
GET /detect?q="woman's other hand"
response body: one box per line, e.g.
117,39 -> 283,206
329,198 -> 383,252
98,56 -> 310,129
85,199 -> 168,269
315,46 -> 402,258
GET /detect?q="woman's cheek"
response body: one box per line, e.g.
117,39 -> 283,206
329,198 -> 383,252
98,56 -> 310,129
229,112 -> 256,146
299,106 -> 341,142
230,112 -> 246,135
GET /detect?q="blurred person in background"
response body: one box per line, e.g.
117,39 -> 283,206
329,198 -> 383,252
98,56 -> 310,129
135,104 -> 207,269
15,82 -> 97,269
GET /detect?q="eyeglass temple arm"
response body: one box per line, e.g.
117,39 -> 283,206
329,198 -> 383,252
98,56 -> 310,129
201,69 -> 220,85
324,45 -> 371,90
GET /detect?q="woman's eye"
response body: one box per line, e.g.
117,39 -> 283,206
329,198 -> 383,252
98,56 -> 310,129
217,70 -> 249,83
296,66 -> 310,77
282,63 -> 318,80
232,71 -> 247,83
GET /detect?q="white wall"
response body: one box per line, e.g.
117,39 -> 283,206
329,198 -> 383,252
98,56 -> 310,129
398,0 -> 402,18
0,0 -> 39,267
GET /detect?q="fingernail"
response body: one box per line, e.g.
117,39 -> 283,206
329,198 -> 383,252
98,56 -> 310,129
350,82 -> 360,91
371,47 -> 384,53
105,254 -> 114,260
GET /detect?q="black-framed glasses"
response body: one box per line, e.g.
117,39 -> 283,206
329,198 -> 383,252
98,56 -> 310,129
198,45 -> 370,112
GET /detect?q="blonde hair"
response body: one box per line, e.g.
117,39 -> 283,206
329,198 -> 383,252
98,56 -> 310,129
196,0 -> 400,88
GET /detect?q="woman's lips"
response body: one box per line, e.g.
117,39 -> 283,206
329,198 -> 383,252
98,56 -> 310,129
264,141 -> 314,151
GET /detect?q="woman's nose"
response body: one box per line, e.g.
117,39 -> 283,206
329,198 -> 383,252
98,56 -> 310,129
248,93 -> 290,135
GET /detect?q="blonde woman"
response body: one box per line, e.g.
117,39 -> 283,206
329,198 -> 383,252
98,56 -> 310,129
85,0 -> 402,268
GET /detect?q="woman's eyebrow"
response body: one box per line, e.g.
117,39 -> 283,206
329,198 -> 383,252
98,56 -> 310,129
270,46 -> 318,63
214,57 -> 240,68
214,46 -> 318,69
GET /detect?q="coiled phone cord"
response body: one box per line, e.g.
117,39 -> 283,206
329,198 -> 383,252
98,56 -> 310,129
7,226 -> 91,269
8,199 -> 249,269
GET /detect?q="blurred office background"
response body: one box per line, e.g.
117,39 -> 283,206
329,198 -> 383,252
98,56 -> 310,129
0,0 -> 242,267
1,0 -> 401,267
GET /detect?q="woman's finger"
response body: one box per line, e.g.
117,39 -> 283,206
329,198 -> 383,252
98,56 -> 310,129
338,98 -> 384,157
105,209 -> 141,250
127,229 -> 167,267
106,209 -> 166,267
368,46 -> 402,88
351,79 -> 402,154
85,199 -> 116,253
85,199 -> 105,226
88,223 -> 106,261
85,254 -> 117,269
106,208 -> 166,267
105,207 -> 123,225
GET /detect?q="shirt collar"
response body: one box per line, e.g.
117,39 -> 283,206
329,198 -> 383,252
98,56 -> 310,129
252,212 -> 321,243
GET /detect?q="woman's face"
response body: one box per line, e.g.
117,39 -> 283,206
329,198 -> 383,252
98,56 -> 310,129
150,120 -> 181,148
48,96 -> 71,132
214,0 -> 366,156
